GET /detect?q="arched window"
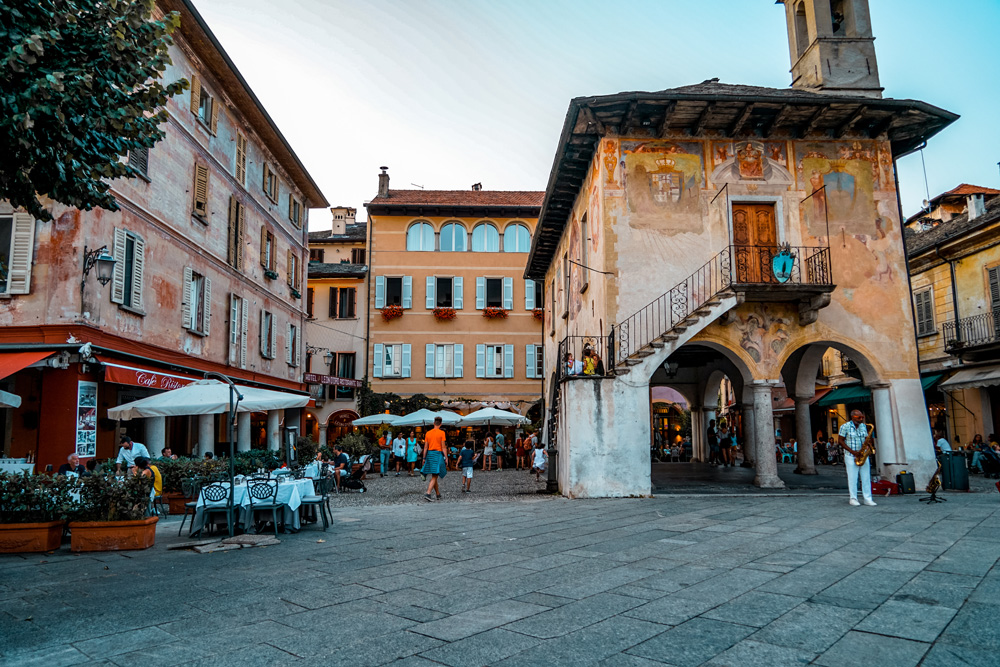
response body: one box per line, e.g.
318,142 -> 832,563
406,222 -> 435,251
439,222 -> 467,252
503,223 -> 531,253
471,223 -> 499,252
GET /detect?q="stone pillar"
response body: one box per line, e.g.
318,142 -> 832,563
237,412 -> 251,452
318,423 -> 329,449
198,414 -> 214,457
266,410 -> 282,451
742,405 -> 756,467
871,384 -> 898,472
690,408 -> 704,462
145,417 -> 165,458
752,383 -> 785,488
794,398 -> 817,475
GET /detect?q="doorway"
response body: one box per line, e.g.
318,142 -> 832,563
732,203 -> 777,283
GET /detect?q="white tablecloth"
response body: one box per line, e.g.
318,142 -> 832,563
191,479 -> 315,535
0,462 -> 34,474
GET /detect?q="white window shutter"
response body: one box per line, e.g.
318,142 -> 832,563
295,326 -> 301,367
111,227 -> 127,304
503,277 -> 513,310
476,344 -> 485,378
426,277 -> 435,309
286,323 -> 292,364
454,344 -> 463,378
504,344 -> 514,378
375,276 -> 385,309
229,294 -> 239,365
240,298 -> 248,369
401,344 -> 411,378
454,276 -> 463,309
182,267 -> 193,329
269,315 -> 277,359
402,276 -> 412,309
476,277 -> 485,310
6,213 -> 36,295
202,277 -> 212,335
131,237 -> 145,310
373,343 -> 384,378
425,344 -> 435,378
526,344 -> 536,379
259,311 -> 267,356
525,279 -> 535,310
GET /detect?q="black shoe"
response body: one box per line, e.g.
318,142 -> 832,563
423,494 -> 433,502
436,494 -> 442,500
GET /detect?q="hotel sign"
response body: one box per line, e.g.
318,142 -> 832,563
303,373 -> 363,388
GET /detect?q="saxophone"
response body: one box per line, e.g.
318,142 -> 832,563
854,423 -> 875,466
926,460 -> 943,494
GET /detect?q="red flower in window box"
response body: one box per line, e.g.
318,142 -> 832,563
482,307 -> 508,320
532,308 -> 544,321
433,307 -> 457,321
380,305 -> 404,322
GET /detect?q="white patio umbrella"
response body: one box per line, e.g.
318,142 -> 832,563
107,379 -> 310,420
351,413 -> 401,426
0,389 -> 21,409
394,408 -> 462,427
457,407 -> 529,427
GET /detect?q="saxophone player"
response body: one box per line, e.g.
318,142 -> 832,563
837,409 -> 877,507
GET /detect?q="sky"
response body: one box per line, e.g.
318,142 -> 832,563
192,0 -> 1000,228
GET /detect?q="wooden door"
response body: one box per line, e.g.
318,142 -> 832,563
732,203 -> 777,283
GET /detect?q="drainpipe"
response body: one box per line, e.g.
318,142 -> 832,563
363,212 -> 373,383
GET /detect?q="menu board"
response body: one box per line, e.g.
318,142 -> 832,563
76,381 -> 98,458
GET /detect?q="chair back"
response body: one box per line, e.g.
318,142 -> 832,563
316,476 -> 332,498
201,482 -> 231,505
247,480 -> 278,508
292,468 -> 305,480
249,472 -> 270,481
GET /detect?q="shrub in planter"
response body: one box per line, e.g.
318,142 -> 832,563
335,431 -> 374,461
433,307 -> 457,321
233,449 -> 283,475
0,473 -> 77,553
482,307 -> 508,320
295,436 -> 320,465
70,474 -> 157,552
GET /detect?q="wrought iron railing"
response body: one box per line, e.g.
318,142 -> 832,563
556,335 -> 610,383
944,310 -> 1000,352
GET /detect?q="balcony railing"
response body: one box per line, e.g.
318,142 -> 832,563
944,310 -> 1000,352
556,335 -> 610,383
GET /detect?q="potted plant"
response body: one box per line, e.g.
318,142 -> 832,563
69,474 -> 157,552
433,307 -> 457,321
264,269 -> 279,280
291,288 -> 302,300
483,306 -> 508,320
532,308 -> 544,321
0,473 -> 77,553
380,304 -> 404,322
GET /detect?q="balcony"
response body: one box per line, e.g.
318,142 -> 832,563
944,310 -> 1000,358
727,244 -> 834,307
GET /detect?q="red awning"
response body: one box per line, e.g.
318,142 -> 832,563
0,350 -> 53,380
95,355 -> 199,391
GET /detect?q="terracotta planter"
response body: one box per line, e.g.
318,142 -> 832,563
0,521 -> 65,553
69,516 -> 158,553
164,492 -> 194,515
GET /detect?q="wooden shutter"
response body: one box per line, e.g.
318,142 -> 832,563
295,326 -> 301,367
476,277 -> 485,309
307,288 -> 314,317
111,227 -> 126,303
189,75 -> 201,114
210,98 -> 219,134
286,249 -> 293,286
259,310 -> 267,356
526,344 -> 536,379
401,344 -> 411,378
503,277 -> 513,310
236,132 -> 247,185
236,202 -> 245,271
350,288 -> 357,318
269,314 -> 276,359
202,276 -> 212,335
131,236 -> 145,311
375,276 -> 385,309
227,197 -> 238,268
263,164 -> 271,196
373,344 -> 384,378
286,323 -> 293,364
260,226 -> 267,267
182,267 -> 194,329
504,344 -> 514,378
193,164 -> 209,218
6,212 -> 36,295
402,276 -> 412,309
525,279 -> 535,310
454,344 -> 463,378
426,276 -> 435,309
454,276 -> 463,309
476,344 -> 486,378
229,294 -> 239,365
329,286 -> 338,318
989,267 -> 1000,310
128,146 -> 149,177
425,344 -> 435,378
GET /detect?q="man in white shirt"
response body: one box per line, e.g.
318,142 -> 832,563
392,433 -> 407,476
935,430 -> 953,453
115,435 -> 150,474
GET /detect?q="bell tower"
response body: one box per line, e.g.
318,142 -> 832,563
779,0 -> 882,98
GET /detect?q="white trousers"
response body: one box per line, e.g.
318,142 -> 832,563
845,454 -> 872,501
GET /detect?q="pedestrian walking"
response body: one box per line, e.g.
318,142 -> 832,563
392,432 -> 407,476
378,432 -> 391,477
458,440 -> 479,493
406,431 -> 420,476
483,434 -> 494,471
515,434 -> 526,470
530,440 -> 548,481
420,417 -> 448,501
706,420 -> 720,466
494,429 -> 505,471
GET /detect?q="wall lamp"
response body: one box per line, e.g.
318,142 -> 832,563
306,345 -> 334,366
82,245 -> 117,287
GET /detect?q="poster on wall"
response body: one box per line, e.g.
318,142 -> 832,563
76,381 -> 98,458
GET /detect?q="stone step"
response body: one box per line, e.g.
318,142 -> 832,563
660,333 -> 679,342
624,358 -> 642,366
705,298 -> 722,306
634,349 -> 654,358
613,367 -> 631,376
672,325 -> 688,334
694,308 -> 712,316
649,341 -> 665,349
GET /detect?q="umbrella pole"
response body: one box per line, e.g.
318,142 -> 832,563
204,373 -> 243,538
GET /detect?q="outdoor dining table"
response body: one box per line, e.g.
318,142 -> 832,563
189,478 -> 316,536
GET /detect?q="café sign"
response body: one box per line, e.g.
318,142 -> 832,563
303,373 -> 363,388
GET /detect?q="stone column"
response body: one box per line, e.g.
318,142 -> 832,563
741,405 -> 756,467
318,423 -> 329,449
145,417 -> 165,458
871,384 -> 898,471
237,412 -> 251,452
690,407 -> 704,462
198,414 -> 214,457
266,410 -> 282,451
795,398 -> 817,475
752,383 -> 784,488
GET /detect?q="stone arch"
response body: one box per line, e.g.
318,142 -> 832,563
778,337 -> 885,399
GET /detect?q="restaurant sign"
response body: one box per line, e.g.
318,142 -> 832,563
303,373 -> 363,388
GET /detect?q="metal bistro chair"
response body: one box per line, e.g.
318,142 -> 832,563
292,467 -> 306,480
247,480 -> 282,537
177,477 -> 204,536
299,476 -> 331,531
200,482 -> 233,537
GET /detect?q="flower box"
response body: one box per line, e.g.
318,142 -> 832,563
0,521 -> 64,553
69,516 -> 158,552
264,269 -> 279,280
482,307 -> 508,320
433,307 -> 457,321
291,288 -> 302,299
381,305 -> 404,322
532,308 -> 544,321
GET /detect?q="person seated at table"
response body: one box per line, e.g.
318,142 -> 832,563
331,444 -> 350,490
132,457 -> 162,500
58,453 -> 87,476
160,447 -> 178,460
204,452 -> 214,460
115,435 -> 150,474
85,458 -> 99,475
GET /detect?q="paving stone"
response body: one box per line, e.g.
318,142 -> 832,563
72,627 -> 179,660
814,631 -> 929,667
750,601 -> 868,653
105,641 -> 211,667
938,601 -> 1000,649
701,591 -> 806,628
511,592 -> 576,608
626,617 -> 754,667
703,639 -> 816,666
0,644 -> 91,667
854,599 -> 958,642
891,571 -> 979,609
410,599 -> 548,641
418,628 -> 542,667
504,593 -> 643,639
921,642 -> 999,667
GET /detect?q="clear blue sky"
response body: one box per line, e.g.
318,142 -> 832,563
193,0 -> 999,225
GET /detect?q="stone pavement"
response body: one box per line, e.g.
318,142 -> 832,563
2,486 -> 999,666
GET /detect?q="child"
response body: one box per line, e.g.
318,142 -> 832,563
530,440 -> 548,481
458,440 -> 478,493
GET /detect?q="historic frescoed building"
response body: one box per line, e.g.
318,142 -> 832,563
525,0 -> 958,496
0,0 -> 326,470
365,170 -> 544,413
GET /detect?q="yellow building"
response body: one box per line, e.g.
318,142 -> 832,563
365,170 -> 544,411
908,189 -> 1000,443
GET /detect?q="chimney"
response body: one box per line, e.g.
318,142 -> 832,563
330,207 -> 347,234
378,166 -> 389,197
471,183 -> 482,191
968,194 -> 986,220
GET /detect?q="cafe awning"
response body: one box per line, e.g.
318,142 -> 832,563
107,379 -> 309,420
816,383 -> 870,407
939,365 -> 1000,391
0,350 -> 52,380
95,355 -> 199,390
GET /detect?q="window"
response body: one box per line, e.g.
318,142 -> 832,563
503,223 -> 530,253
111,228 -> 145,312
914,289 -> 935,337
228,294 -> 248,368
182,267 -> 211,335
260,310 -> 276,359
424,343 -> 464,378
309,248 -> 324,262
306,288 -> 315,318
477,344 -> 513,379
190,76 -> 218,132
580,214 -> 589,292
486,278 -> 503,308
287,322 -> 300,366
525,279 -> 543,310
476,276 -> 512,310
562,253 -> 569,318
351,248 -> 366,264
549,278 -> 556,335
386,277 -> 402,306
375,276 -> 412,308
335,352 -> 357,399
287,251 -> 301,290
260,228 -> 276,271
192,164 -> 209,220
329,287 -> 357,318
235,132 -> 247,185
288,195 -> 302,228
426,276 -> 463,309
128,146 -> 149,179
263,163 -> 278,202
526,344 -> 543,379
227,197 -> 245,271
471,223 -> 499,252
373,343 -> 410,378
0,213 -> 36,295
406,222 -> 434,251
440,223 -> 467,252
198,89 -> 214,126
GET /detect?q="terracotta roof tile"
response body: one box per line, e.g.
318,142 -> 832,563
942,184 -> 1000,197
368,190 -> 544,208
908,196 -> 1000,256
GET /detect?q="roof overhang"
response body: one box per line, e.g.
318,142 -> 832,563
365,203 -> 541,219
525,88 -> 958,280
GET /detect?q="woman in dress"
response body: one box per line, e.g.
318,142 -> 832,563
405,430 -> 419,476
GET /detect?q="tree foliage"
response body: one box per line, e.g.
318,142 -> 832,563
357,378 -> 443,417
0,0 -> 187,220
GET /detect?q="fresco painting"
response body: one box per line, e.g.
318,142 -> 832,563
733,305 -> 790,366
796,140 -> 882,236
588,184 -> 602,255
621,140 -> 704,232
709,140 -> 792,185
602,139 -> 622,195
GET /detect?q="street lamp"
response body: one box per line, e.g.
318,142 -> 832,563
82,245 -> 116,287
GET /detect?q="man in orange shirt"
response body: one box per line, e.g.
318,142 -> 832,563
421,416 -> 448,501
378,432 -> 391,477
